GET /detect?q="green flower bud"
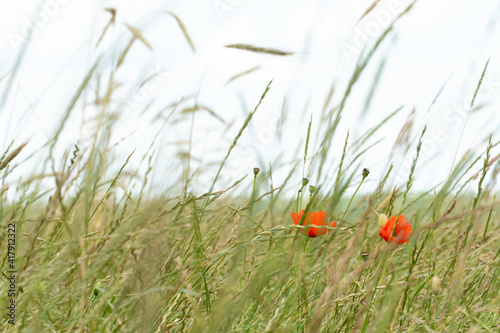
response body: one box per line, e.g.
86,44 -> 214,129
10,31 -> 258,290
302,178 -> 309,187
362,168 -> 370,178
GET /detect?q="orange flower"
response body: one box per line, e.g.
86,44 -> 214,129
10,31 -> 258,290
379,215 -> 412,244
291,210 -> 337,237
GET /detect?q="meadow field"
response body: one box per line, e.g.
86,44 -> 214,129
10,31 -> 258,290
1,1 -> 500,332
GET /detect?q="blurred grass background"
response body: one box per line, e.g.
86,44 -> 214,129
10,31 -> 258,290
1,1 -> 500,332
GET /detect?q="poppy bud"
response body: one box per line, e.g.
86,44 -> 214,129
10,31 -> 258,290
362,168 -> 370,178
378,213 -> 388,227
253,167 -> 260,176
302,178 -> 309,186
36,281 -> 45,296
431,276 -> 440,294
309,185 -> 317,193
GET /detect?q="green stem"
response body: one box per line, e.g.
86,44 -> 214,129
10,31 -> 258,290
338,176 -> 366,225
243,174 -> 258,278
320,175 -> 367,262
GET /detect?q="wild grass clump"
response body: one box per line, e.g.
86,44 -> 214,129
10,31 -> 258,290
1,3 -> 499,333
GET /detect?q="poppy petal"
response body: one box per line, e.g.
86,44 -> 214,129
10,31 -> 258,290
290,210 -> 333,237
379,215 -> 412,244
310,211 -> 327,226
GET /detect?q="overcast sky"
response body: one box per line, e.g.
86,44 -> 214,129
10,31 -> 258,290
1,0 -> 500,196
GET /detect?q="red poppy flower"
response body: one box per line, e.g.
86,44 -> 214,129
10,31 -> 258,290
379,215 -> 412,244
291,210 -> 337,237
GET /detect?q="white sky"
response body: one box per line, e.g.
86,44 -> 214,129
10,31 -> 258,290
1,0 -> 500,197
